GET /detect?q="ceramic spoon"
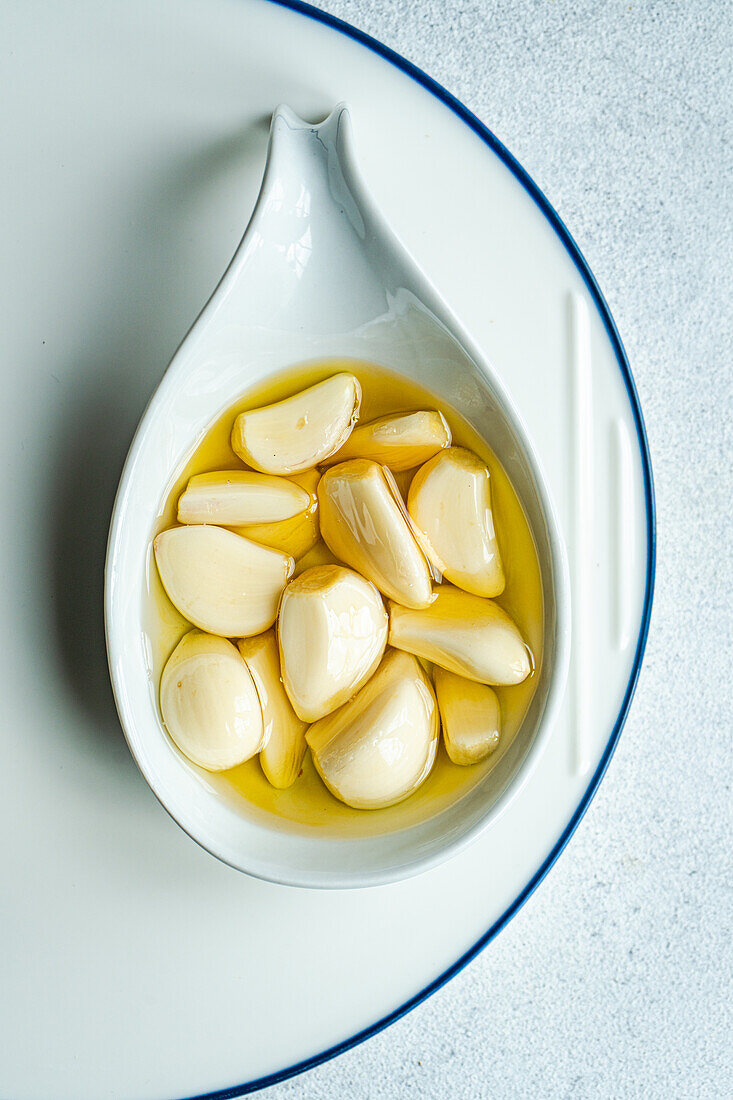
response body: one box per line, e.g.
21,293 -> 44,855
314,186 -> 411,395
105,104 -> 570,887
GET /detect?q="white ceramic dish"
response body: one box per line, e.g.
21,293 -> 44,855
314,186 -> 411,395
0,2 -> 653,1097
105,102 -> 571,889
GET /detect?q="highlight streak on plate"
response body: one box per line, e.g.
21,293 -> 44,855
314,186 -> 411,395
569,292 -> 593,776
612,418 -> 635,651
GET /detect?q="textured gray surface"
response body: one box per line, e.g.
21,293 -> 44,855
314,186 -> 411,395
261,2 -> 732,1098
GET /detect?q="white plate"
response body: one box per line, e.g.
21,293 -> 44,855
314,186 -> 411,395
0,1 -> 654,1098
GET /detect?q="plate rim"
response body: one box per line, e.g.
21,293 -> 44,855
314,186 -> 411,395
171,0 -> 658,1095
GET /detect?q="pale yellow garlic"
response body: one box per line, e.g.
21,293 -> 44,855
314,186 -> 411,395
160,631 -> 264,770
318,459 -> 433,609
388,584 -> 530,685
236,468 -> 320,559
322,409 -> 451,471
306,649 -> 439,809
433,667 -> 501,765
154,525 -> 293,638
177,470 -> 309,526
408,446 -> 505,597
237,630 -> 307,789
231,373 -> 361,474
279,565 -> 388,722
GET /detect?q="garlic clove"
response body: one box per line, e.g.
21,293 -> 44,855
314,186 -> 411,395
433,666 -> 501,765
322,409 -> 451,471
237,629 -> 307,789
231,373 -> 361,474
279,564 -> 388,722
154,525 -> 293,638
177,470 -> 310,526
306,648 -> 439,809
160,631 -> 264,770
318,459 -> 433,609
408,446 -> 505,597
236,468 -> 320,559
388,584 -> 530,685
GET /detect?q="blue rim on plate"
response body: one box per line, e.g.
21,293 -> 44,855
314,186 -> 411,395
181,2 -> 656,1096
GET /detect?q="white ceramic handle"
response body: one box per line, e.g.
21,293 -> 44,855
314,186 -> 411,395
257,102 -> 358,223
225,101 -> 381,329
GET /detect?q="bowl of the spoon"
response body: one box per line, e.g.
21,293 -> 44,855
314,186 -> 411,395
105,104 -> 570,888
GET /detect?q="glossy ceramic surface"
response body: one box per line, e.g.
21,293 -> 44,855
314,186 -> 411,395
0,1 -> 653,1097
106,103 -> 571,888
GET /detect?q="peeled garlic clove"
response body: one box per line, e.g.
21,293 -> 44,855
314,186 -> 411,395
306,649 -> 439,809
237,630 -> 307,789
279,564 -> 388,722
177,470 -> 309,526
434,667 -> 501,765
388,584 -> 530,685
160,631 -> 264,770
231,373 -> 361,474
154,525 -> 293,637
408,446 -> 505,597
237,468 -> 320,559
318,459 -> 433,609
322,410 -> 451,472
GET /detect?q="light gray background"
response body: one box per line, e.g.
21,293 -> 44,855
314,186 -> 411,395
260,2 -> 732,1097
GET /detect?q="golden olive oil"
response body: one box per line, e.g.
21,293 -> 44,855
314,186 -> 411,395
144,359 -> 543,837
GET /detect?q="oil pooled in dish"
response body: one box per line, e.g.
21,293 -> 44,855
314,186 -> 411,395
145,360 -> 543,832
